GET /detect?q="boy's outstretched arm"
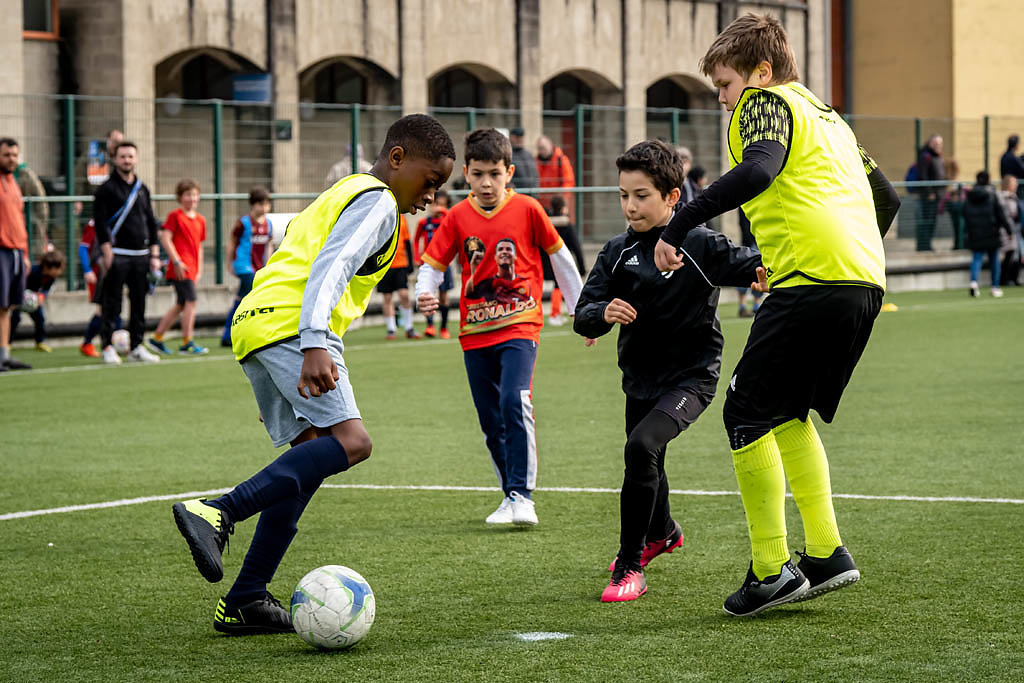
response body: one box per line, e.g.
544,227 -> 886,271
697,230 -> 765,289
860,146 -> 901,237
549,243 -> 584,313
573,242 -> 618,340
298,190 -> 398,397
414,262 -> 444,314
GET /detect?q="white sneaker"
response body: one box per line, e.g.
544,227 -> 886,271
127,345 -> 161,363
991,287 -> 1004,298
510,491 -> 538,526
969,281 -> 979,297
485,497 -> 514,524
102,345 -> 122,365
547,314 -> 567,326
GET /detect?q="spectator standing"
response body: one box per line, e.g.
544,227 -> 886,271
93,141 -> 162,364
10,250 -> 65,352
536,134 -> 576,214
999,135 -> 1024,190
14,156 -> 50,254
148,179 -> 208,355
675,146 -> 694,201
963,171 -> 1010,298
998,175 -> 1021,286
221,187 -> 274,347
0,137 -> 32,371
509,127 -> 539,193
324,143 -> 374,188
915,134 -> 945,251
940,158 -> 967,249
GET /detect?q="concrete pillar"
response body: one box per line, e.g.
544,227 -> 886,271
806,0 -> 828,98
622,0 -> 645,145
271,0 -> 301,193
400,0 -> 428,114
0,0 -> 25,144
517,0 -> 542,145
120,2 -> 156,185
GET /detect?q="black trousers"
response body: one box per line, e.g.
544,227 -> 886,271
617,399 -> 681,567
100,254 -> 149,350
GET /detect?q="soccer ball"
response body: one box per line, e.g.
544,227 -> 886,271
20,291 -> 39,313
111,329 -> 131,354
290,565 -> 375,650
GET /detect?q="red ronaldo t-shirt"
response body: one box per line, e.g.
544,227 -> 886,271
422,190 -> 564,351
163,208 -> 207,281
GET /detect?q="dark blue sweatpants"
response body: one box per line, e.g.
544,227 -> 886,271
463,339 -> 539,498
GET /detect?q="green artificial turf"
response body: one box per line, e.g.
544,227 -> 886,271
1,288 -> 1022,682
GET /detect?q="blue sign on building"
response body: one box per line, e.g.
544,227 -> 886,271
233,74 -> 273,103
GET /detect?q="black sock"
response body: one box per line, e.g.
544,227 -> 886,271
440,305 -> 449,329
84,315 -> 101,345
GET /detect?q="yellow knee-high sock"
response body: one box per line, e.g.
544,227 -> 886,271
732,433 -> 789,580
774,418 -> 842,558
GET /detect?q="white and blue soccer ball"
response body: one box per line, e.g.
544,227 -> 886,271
19,291 -> 39,313
290,565 -> 376,650
111,329 -> 131,354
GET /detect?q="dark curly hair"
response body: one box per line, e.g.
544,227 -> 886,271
378,114 -> 456,163
615,140 -> 685,198
464,128 -> 513,168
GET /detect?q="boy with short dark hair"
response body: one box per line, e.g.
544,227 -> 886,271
148,179 -> 208,355
413,189 -> 452,338
11,249 -> 66,352
416,129 -> 583,526
220,186 -> 274,347
575,140 -> 763,602
172,114 -> 454,635
653,13 -> 900,616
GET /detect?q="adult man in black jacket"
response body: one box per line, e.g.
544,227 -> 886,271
93,141 -> 161,363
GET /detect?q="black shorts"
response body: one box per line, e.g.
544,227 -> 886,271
171,279 -> 197,305
725,285 -> 883,425
0,247 -> 26,309
376,267 -> 409,294
626,379 -> 715,434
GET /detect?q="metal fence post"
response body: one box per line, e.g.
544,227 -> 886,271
213,99 -> 224,285
914,118 -> 921,158
351,103 -> 360,175
64,95 -> 76,290
24,197 -> 33,256
466,107 -> 476,133
670,109 -> 679,145
983,115 -> 990,173
575,105 -> 584,236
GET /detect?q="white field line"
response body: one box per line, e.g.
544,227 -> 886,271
2,483 -> 1020,522
6,295 -> 1023,379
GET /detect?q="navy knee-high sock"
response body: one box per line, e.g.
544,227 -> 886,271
84,315 -> 102,344
225,487 -> 315,606
440,304 -> 449,329
209,436 -> 350,524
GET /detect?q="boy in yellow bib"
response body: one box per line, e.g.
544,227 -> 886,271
171,115 -> 454,634
654,14 -> 900,616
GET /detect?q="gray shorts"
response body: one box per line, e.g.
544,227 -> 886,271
242,334 -> 361,447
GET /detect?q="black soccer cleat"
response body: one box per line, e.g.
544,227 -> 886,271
792,546 -> 861,603
723,560 -> 809,617
172,499 -> 233,583
213,593 -> 293,635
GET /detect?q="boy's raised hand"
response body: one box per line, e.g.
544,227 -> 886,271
603,298 -> 637,325
417,292 -> 439,315
750,266 -> 769,293
298,348 -> 339,399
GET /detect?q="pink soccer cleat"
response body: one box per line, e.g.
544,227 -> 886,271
601,562 -> 647,602
607,521 -> 684,571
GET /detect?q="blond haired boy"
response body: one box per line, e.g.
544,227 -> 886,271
654,13 -> 901,616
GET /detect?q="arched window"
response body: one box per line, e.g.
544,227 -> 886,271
430,68 -> 483,108
543,74 -> 592,111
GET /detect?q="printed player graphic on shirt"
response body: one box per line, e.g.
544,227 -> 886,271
463,236 -> 537,324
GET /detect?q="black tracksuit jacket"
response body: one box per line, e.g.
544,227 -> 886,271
574,225 -> 761,400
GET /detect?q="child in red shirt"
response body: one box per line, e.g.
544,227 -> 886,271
416,129 -> 583,526
148,179 -> 208,355
413,189 -> 452,338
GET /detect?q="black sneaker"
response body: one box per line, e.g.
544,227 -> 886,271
172,499 -> 233,582
213,593 -> 293,635
723,560 -> 809,616
792,546 -> 861,602
3,358 -> 32,370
